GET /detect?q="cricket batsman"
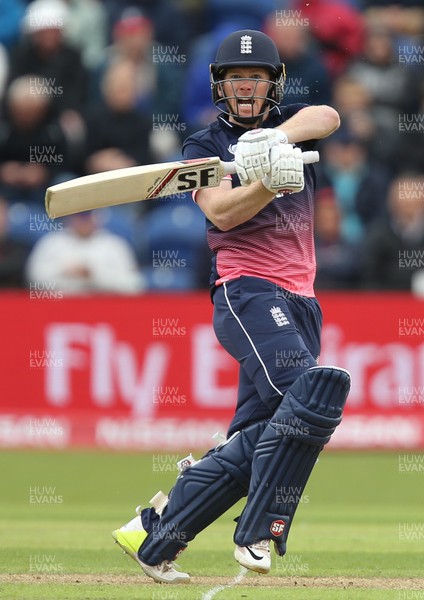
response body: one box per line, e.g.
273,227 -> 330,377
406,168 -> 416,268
112,29 -> 351,583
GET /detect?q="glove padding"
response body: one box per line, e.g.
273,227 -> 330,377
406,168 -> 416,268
235,128 -> 288,186
262,144 -> 304,194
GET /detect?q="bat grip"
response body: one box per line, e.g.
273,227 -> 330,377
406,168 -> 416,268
222,150 -> 320,176
301,150 -> 320,164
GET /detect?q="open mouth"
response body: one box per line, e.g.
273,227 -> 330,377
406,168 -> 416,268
237,98 -> 255,110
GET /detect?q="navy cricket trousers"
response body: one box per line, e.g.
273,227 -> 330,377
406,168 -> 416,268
213,276 -> 323,436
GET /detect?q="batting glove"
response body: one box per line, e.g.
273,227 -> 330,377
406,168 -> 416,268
235,128 -> 288,186
262,144 -> 304,195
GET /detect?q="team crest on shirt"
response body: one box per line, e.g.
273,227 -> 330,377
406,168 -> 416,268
270,306 -> 289,327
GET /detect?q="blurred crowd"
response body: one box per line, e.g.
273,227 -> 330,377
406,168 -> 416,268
0,0 -> 423,294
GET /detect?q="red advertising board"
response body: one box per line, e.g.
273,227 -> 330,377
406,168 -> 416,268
0,291 -> 423,450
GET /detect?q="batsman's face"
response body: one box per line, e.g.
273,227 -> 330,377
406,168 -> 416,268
220,67 -> 272,122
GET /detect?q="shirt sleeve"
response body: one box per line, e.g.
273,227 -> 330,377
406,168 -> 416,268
182,135 -> 217,160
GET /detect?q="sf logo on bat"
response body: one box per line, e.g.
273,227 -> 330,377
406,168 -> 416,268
176,167 -> 217,190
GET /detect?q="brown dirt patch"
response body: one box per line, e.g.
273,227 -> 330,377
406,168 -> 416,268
0,574 -> 423,589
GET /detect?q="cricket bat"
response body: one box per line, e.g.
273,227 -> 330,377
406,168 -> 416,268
45,152 -> 319,219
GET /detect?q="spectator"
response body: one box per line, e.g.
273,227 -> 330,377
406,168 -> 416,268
347,23 -> 420,131
8,0 -> 88,116
0,197 -> 29,287
94,7 -> 156,113
97,4 -> 191,118
319,128 -> 390,244
26,210 -> 144,295
63,0 -> 108,70
363,3 -> 424,38
264,15 -> 332,105
296,0 -> 365,77
361,174 -> 424,290
0,0 -> 25,49
397,81 -> 424,176
0,75 -> 70,203
330,74 -> 399,170
102,0 -> 201,56
83,59 -> 154,174
314,186 -> 361,289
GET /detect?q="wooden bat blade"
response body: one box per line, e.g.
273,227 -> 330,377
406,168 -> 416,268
45,157 -> 225,218
45,151 -> 319,219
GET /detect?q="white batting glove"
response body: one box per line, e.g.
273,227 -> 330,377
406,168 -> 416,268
262,144 -> 304,194
235,128 -> 288,186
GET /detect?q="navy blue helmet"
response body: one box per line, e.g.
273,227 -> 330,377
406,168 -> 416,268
210,29 -> 285,124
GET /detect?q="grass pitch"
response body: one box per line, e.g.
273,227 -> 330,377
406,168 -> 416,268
0,448 -> 423,599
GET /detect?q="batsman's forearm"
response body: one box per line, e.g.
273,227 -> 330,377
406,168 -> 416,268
278,105 -> 340,144
198,180 -> 275,231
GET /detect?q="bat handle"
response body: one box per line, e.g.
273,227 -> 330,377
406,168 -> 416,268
222,150 -> 320,176
301,150 -> 320,164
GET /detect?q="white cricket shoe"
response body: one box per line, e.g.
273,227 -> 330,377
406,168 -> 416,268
234,540 -> 271,574
112,514 -> 190,584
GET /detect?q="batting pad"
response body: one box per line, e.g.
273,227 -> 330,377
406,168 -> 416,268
234,366 -> 351,555
138,421 -> 267,566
